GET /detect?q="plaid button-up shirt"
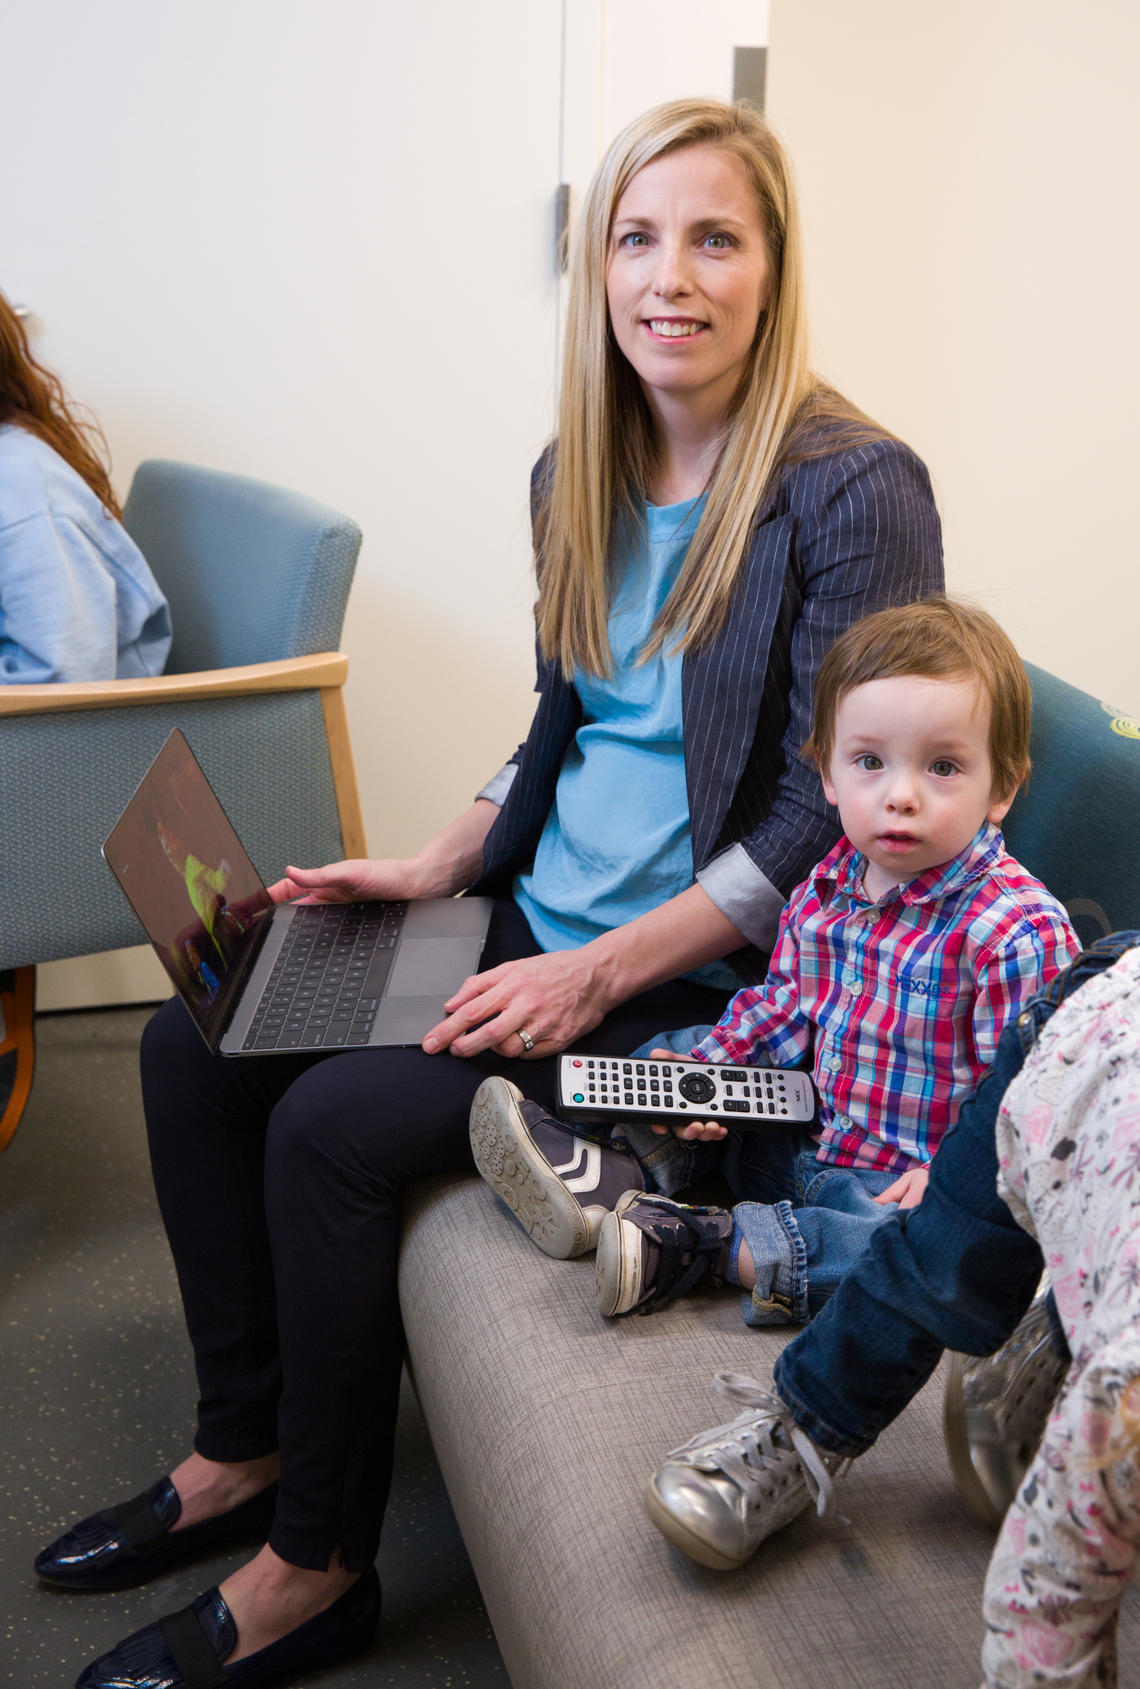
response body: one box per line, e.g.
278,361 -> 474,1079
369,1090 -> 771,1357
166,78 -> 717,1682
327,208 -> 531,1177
693,822 -> 1080,1174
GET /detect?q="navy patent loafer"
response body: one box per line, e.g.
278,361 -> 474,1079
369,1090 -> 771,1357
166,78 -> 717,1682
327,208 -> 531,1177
35,1478 -> 278,1592
74,1566 -> 381,1689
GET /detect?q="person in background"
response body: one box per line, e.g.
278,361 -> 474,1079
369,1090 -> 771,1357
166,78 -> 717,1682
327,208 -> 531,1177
0,290 -> 171,684
0,288 -> 172,1150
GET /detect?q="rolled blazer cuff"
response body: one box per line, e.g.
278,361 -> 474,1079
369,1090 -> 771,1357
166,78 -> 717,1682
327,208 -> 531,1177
475,762 -> 519,807
697,843 -> 786,953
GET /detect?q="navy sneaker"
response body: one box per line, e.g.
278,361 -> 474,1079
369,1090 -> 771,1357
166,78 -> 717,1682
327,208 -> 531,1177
595,1191 -> 734,1316
469,1076 -> 645,1259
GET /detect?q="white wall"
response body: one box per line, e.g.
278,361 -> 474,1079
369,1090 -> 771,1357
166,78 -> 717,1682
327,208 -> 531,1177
5,1 -> 565,1004
562,1 -> 767,208
766,0 -> 1140,712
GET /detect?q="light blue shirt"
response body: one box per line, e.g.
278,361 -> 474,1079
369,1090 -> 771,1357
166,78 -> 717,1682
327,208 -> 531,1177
0,424 -> 172,682
514,496 -> 738,991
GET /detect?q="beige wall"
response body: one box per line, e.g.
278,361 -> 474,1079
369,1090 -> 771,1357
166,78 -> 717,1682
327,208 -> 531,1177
767,0 -> 1139,711
7,2 -> 563,1008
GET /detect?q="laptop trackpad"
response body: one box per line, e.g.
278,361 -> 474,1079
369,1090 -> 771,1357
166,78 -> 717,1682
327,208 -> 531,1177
386,938 -> 481,998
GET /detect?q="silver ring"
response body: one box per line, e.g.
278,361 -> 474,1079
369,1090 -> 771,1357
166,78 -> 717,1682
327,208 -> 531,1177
517,1027 -> 534,1052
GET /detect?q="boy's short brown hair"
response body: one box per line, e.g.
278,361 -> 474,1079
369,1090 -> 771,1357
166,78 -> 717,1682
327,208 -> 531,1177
803,596 -> 1032,800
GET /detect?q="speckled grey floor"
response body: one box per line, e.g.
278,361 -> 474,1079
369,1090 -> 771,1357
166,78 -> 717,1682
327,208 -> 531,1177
0,1006 -> 510,1688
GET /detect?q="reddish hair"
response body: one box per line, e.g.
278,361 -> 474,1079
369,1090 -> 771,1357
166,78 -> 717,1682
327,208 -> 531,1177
0,291 -> 121,518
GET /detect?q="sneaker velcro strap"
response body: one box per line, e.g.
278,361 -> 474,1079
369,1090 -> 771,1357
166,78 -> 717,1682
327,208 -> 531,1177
158,1605 -> 229,1689
635,1199 -> 733,1313
112,1489 -> 170,1552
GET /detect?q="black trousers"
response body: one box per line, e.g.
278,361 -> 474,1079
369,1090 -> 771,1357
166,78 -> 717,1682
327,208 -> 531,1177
141,897 -> 729,1571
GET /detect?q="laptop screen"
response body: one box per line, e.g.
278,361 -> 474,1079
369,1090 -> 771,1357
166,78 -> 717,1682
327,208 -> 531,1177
103,729 -> 274,1048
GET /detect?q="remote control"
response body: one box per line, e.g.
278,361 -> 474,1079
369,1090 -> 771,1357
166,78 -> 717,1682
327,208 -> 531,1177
556,1053 -> 816,1130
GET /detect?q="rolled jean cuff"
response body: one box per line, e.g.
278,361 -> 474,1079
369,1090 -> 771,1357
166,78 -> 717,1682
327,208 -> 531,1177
734,1199 -> 809,1326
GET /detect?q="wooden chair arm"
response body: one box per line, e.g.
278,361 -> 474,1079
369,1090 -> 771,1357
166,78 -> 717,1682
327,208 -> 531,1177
0,652 -> 349,717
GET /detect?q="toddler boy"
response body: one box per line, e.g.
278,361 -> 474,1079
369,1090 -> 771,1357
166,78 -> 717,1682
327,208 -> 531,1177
470,598 -> 1079,1328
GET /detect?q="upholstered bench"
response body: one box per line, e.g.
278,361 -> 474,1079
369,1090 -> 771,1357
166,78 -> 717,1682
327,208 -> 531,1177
399,664 -> 1140,1688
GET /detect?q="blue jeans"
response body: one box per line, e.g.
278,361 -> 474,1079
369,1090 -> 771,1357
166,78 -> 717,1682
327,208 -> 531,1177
773,932 -> 1140,1458
625,1025 -> 904,1326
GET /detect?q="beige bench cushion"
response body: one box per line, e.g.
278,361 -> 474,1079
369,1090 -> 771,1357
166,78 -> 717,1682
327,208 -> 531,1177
400,1174 -> 1140,1689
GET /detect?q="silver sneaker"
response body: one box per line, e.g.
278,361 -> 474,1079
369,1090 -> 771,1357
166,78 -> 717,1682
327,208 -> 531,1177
943,1289 -> 1068,1528
644,1372 -> 845,1571
469,1076 -> 645,1259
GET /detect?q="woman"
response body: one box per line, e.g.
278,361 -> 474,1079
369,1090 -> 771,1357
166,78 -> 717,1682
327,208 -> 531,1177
0,290 -> 171,683
41,100 -> 942,1689
0,290 -> 172,1150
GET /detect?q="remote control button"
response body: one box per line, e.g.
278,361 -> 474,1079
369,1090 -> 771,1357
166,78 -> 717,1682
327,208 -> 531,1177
678,1071 -> 716,1105
573,1059 -> 583,1067
723,1070 -> 748,1083
723,1099 -> 749,1112
573,1093 -> 584,1103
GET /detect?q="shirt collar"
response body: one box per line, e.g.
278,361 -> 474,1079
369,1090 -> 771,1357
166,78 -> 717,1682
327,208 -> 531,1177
817,820 -> 1006,908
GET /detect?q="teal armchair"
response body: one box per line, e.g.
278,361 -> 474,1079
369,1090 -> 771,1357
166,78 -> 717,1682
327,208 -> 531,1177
0,460 -> 366,975
1002,663 -> 1140,945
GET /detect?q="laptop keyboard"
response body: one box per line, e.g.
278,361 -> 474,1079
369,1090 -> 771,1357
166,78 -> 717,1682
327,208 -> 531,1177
242,902 -> 406,1051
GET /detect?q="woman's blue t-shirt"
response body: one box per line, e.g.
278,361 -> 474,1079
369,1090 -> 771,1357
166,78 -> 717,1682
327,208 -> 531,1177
513,495 -> 737,991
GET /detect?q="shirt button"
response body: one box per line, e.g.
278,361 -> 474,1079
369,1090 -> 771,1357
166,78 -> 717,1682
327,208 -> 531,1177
829,1055 -> 842,1072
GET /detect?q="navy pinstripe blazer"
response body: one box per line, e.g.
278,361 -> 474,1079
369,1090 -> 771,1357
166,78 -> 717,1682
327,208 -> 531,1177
471,434 -> 943,981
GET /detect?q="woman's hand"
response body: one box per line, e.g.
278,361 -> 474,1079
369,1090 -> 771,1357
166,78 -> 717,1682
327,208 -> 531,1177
266,798 -> 502,908
267,859 -> 431,906
422,947 -> 618,1060
873,1166 -> 929,1210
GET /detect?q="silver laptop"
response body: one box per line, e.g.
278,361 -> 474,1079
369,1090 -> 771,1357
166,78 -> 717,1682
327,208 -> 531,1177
102,728 -> 492,1055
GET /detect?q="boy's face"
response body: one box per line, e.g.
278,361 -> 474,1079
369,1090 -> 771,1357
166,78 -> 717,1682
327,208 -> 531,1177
821,674 -> 1013,901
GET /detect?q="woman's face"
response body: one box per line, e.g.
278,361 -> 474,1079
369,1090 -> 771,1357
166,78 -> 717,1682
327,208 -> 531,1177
605,144 -> 771,423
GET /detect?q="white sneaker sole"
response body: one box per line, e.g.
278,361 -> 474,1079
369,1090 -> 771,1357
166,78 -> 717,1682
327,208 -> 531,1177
594,1193 -> 647,1316
469,1077 -> 592,1260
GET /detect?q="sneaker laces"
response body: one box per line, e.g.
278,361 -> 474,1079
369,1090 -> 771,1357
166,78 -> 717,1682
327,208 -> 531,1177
665,1371 -> 840,1519
625,1195 -> 733,1311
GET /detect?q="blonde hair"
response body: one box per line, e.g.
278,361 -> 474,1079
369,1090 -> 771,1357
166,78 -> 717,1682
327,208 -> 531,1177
536,97 -> 884,677
803,596 -> 1033,801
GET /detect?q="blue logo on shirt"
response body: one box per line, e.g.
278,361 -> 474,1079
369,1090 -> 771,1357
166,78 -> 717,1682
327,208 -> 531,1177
895,971 -> 949,998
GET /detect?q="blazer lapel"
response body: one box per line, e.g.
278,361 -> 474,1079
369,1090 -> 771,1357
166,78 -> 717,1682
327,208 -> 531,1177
683,510 -> 796,866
